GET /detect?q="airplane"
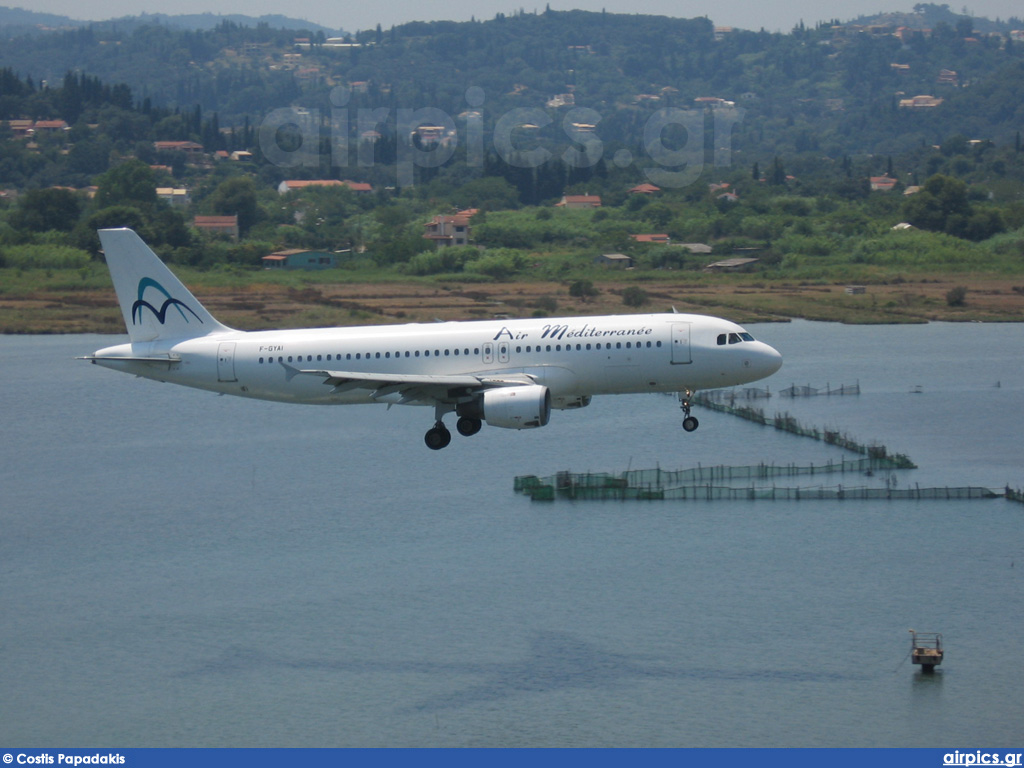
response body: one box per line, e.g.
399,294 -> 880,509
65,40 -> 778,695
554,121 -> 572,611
83,228 -> 783,449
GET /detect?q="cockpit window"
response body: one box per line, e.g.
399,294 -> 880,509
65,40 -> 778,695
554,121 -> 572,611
719,331 -> 756,345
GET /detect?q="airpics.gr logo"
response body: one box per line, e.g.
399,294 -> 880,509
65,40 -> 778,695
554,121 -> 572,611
132,277 -> 203,325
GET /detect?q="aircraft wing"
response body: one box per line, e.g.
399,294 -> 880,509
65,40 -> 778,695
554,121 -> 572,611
293,366 -> 537,404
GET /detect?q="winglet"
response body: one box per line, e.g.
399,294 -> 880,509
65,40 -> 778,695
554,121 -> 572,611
98,228 -> 232,343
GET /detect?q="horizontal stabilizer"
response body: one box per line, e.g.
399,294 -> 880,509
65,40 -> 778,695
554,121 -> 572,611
79,354 -> 181,364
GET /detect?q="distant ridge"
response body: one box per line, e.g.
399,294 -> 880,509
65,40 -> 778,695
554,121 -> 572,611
117,12 -> 339,34
0,5 -> 79,29
842,3 -> 1021,33
0,6 -> 340,35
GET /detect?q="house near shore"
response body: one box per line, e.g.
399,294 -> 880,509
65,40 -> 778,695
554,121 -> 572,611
262,249 -> 338,270
628,183 -> 661,195
704,257 -> 759,272
595,253 -> 634,268
555,194 -> 602,209
630,234 -> 670,244
193,215 -> 239,240
423,209 -> 476,248
277,179 -> 373,195
156,187 -> 190,207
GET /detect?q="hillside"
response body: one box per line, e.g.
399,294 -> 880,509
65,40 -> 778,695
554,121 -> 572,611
1,5 -> 1023,332
0,7 -> 338,34
0,4 -> 1022,154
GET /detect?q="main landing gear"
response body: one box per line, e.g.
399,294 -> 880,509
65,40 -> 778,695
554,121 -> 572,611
680,389 -> 699,432
424,421 -> 452,450
424,404 -> 483,450
456,416 -> 482,437
424,417 -> 482,449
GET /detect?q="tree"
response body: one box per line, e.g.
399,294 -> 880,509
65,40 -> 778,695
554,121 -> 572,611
644,202 -> 672,228
73,206 -> 148,254
621,286 -> 649,307
205,176 -> 260,236
95,160 -> 157,211
67,135 -> 114,177
568,279 -> 599,302
449,176 -> 520,210
902,174 -> 969,232
902,175 -> 1004,241
946,285 -> 967,306
9,188 -> 81,232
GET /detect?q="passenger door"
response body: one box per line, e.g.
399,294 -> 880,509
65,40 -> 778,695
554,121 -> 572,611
670,323 -> 692,364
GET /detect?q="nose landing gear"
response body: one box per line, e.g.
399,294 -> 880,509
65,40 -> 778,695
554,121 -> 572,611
680,389 -> 699,432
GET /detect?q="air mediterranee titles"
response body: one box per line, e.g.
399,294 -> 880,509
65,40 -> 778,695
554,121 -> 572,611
496,323 -> 654,342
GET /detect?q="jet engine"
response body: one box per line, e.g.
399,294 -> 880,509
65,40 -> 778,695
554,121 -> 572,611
469,385 -> 551,430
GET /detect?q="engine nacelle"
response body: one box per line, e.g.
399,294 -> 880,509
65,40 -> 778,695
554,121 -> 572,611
479,385 -> 551,430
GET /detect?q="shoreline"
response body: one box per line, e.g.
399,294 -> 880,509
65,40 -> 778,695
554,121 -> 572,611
2,273 -> 1022,334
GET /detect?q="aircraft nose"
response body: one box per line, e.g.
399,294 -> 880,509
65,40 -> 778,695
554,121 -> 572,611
747,341 -> 782,378
760,342 -> 783,375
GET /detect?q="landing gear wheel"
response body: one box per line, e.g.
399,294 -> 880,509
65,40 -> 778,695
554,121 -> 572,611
424,423 -> 452,450
679,389 -> 698,433
456,416 -> 482,437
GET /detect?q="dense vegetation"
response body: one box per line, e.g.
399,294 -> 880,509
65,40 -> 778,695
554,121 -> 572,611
1,4 -> 1023,309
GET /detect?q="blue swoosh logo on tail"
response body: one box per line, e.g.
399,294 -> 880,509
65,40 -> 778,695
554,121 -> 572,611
132,277 -> 203,325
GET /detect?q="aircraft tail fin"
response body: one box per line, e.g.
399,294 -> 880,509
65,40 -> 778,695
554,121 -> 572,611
98,228 -> 232,343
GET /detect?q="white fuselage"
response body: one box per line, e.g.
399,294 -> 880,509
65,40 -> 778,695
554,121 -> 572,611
90,312 -> 782,407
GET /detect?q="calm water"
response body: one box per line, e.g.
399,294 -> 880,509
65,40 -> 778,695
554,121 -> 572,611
2,321 -> 1022,747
